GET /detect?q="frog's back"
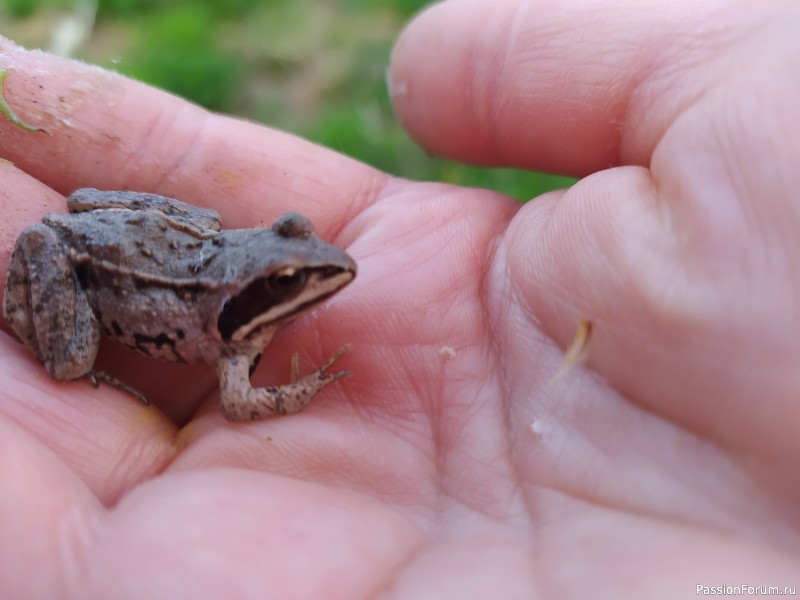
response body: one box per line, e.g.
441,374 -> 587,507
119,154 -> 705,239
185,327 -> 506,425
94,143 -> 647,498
41,208 -> 230,365
66,188 -> 222,231
43,208 -> 217,281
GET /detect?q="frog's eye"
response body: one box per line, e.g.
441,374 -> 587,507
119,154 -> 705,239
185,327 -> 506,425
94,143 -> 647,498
272,212 -> 316,239
268,268 -> 305,294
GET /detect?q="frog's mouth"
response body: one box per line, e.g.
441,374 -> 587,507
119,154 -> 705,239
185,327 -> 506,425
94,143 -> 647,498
218,266 -> 355,343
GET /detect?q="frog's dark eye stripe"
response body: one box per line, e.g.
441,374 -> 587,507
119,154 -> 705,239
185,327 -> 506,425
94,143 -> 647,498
217,274 -> 300,341
218,267 -> 354,342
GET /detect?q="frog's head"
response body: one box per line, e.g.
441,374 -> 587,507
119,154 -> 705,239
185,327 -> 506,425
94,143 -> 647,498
217,212 -> 357,343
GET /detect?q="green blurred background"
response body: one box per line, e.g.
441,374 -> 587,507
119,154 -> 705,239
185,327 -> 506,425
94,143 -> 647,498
0,0 -> 574,200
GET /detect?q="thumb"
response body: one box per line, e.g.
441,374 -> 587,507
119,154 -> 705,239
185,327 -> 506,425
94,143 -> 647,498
392,0 -> 800,465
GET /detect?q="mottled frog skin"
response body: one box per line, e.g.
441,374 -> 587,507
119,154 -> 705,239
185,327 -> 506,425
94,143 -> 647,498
3,188 -> 357,421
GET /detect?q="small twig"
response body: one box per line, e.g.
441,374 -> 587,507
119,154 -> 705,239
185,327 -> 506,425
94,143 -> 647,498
548,319 -> 593,387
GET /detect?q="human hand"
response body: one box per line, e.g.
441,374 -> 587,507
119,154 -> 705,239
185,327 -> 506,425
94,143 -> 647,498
390,0 -> 800,594
1,0 -> 799,598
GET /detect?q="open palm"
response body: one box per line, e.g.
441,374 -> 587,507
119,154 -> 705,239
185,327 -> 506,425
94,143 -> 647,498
1,1 -> 799,598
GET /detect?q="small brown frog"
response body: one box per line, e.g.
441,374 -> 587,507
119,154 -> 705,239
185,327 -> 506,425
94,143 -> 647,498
3,188 -> 357,421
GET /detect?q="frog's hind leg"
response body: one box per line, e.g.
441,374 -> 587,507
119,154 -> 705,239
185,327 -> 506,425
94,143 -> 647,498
3,224 -> 100,380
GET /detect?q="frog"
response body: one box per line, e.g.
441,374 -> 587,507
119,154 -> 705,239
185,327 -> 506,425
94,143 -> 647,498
2,188 -> 357,421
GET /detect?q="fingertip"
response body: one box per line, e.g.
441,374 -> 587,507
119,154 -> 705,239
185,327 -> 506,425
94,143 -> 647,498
390,0 -> 622,174
389,0 -> 506,164
389,0 -> 748,176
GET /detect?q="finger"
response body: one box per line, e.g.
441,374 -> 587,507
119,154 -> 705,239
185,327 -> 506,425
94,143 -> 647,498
389,0 -> 758,175
0,38 -> 385,233
507,167 -> 800,467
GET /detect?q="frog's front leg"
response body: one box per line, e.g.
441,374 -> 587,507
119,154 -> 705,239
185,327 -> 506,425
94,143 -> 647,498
216,345 -> 352,421
3,224 -> 100,380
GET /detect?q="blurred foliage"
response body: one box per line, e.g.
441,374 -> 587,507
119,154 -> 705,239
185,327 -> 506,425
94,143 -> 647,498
118,8 -> 242,111
5,0 -> 36,19
0,0 -> 575,200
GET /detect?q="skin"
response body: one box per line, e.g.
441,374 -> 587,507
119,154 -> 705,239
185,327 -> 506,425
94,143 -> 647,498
0,0 -> 798,597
